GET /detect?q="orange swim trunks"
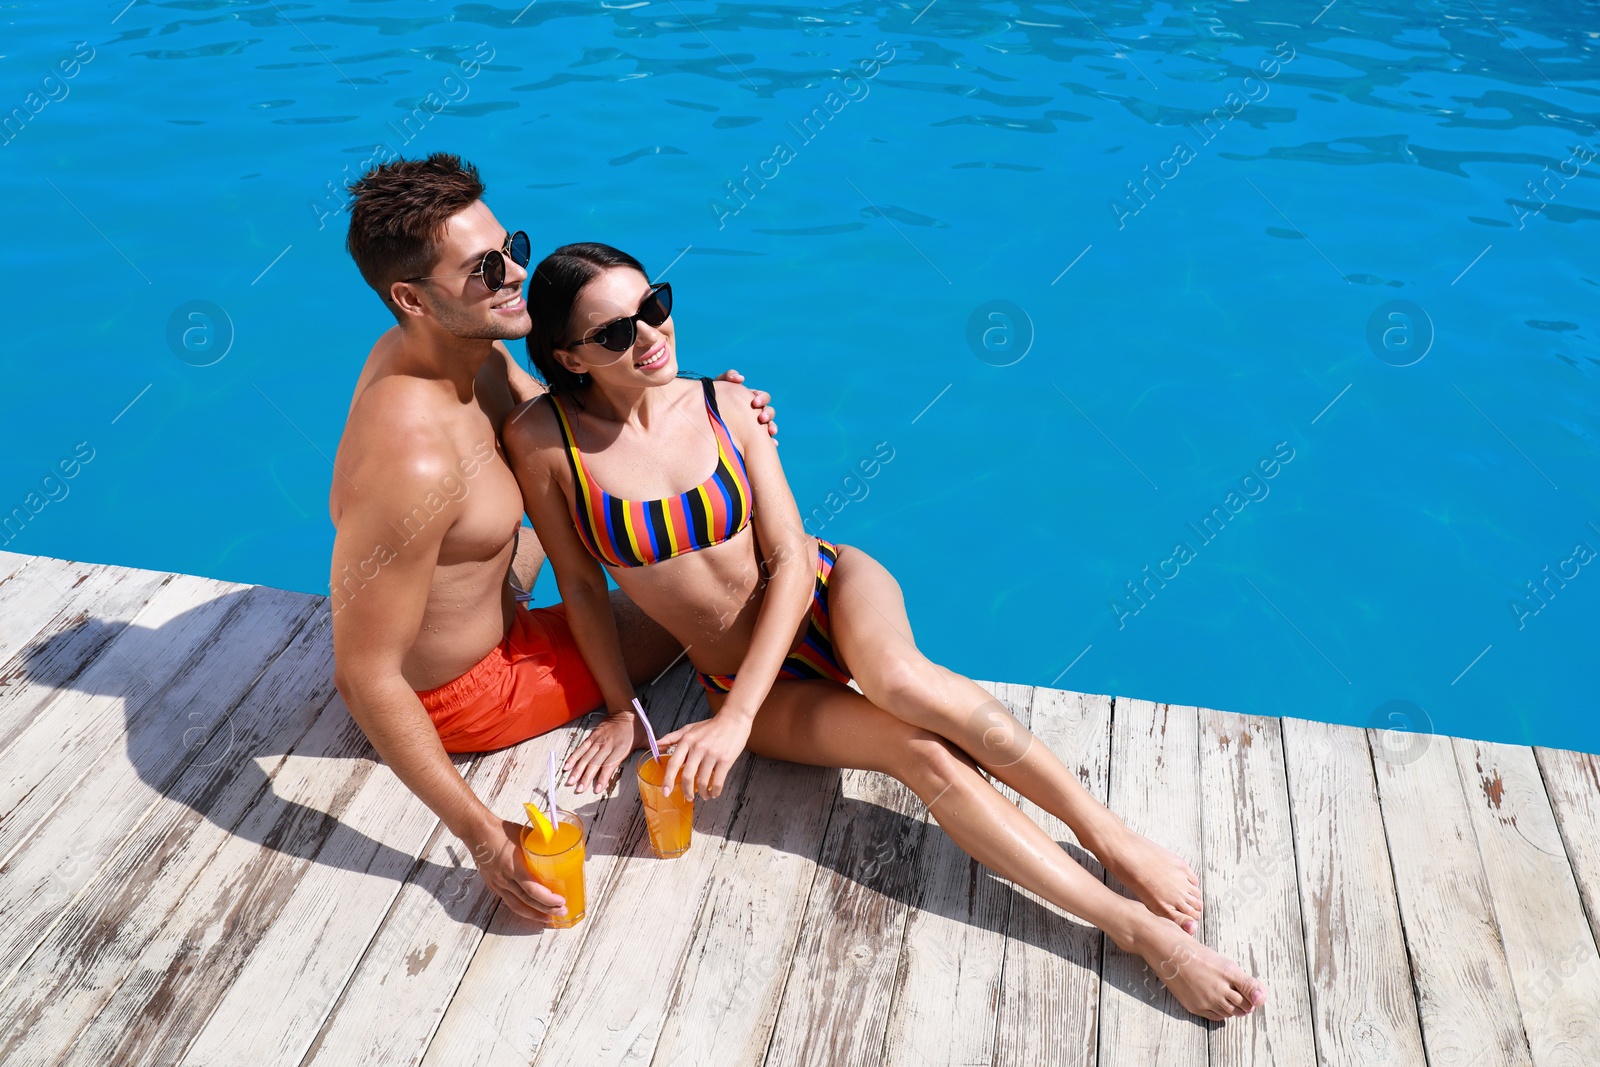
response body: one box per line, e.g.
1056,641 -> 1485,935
415,602 -> 604,754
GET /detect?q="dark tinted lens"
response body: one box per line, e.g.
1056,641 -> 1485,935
594,318 -> 636,352
482,250 -> 506,291
640,283 -> 671,327
509,230 -> 531,267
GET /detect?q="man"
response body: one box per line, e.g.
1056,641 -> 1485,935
329,153 -> 774,923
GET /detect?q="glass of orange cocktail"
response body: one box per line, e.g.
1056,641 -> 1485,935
520,808 -> 586,927
636,754 -> 694,858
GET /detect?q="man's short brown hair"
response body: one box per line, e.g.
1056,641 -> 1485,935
345,153 -> 485,316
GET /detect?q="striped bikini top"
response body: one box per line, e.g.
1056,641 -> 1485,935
548,378 -> 754,568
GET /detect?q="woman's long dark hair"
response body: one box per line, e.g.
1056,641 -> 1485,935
525,242 -> 649,399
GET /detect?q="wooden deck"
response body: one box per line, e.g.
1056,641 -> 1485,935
0,549 -> 1597,1066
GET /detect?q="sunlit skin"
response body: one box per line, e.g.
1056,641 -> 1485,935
502,265 -> 1268,1020
329,202 -> 776,928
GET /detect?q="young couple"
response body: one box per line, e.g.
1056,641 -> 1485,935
328,153 -> 1265,1021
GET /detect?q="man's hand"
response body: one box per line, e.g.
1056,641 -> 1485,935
658,713 -> 753,799
475,818 -> 571,923
716,369 -> 777,440
564,707 -> 645,794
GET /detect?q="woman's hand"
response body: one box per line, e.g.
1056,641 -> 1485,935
564,707 -> 644,794
658,713 -> 753,799
716,369 -> 777,440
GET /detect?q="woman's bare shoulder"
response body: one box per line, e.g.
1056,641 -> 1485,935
501,393 -> 564,457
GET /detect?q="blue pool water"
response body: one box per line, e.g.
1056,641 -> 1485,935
2,2 -> 1596,753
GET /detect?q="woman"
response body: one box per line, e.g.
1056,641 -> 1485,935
502,243 -> 1265,1021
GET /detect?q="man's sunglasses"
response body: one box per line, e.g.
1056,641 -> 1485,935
405,230 -> 531,293
568,282 -> 673,353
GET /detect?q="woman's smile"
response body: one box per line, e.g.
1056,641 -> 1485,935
633,341 -> 669,371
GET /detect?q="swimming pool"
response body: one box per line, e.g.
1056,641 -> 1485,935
3,1 -> 1596,753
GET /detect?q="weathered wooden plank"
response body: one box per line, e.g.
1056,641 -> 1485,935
1198,711 -> 1317,1067
0,561 -> 173,751
0,572 -> 250,829
420,667 -> 706,1067
528,692 -> 773,1067
0,606 -> 338,1059
647,754 -> 836,1067
0,555 -> 95,663
1455,738 -> 1600,1065
762,766 -> 928,1067
125,703 -> 449,1067
0,583 -> 315,984
993,686 -> 1110,1067
1280,717 -> 1426,1065
1535,747 -> 1600,953
46,696 -> 402,1067
299,704 -> 602,1067
879,681 -> 1029,1067
1097,699 -> 1206,1065
1369,729 -> 1532,1067
0,551 -> 30,583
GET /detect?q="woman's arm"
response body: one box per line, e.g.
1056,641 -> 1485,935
502,398 -> 641,790
659,380 -> 815,799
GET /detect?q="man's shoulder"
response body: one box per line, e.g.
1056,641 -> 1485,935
343,377 -> 462,484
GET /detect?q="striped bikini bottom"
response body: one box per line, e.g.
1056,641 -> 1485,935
696,539 -> 851,697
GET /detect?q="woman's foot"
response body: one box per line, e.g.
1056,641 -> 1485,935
1118,911 -> 1266,1021
1089,818 -> 1203,934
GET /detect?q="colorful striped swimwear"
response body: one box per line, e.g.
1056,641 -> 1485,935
548,377 -> 753,568
697,538 -> 851,696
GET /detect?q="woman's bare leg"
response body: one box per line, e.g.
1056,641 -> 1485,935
742,679 -> 1265,1021
823,546 -> 1203,934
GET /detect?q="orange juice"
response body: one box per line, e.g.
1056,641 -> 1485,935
636,755 -> 694,858
520,809 -> 586,927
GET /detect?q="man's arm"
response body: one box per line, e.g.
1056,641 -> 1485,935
330,444 -> 565,922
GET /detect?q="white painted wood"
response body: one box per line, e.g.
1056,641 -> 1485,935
0,572 -> 249,825
0,551 -> 30,582
1535,747 -> 1600,952
763,767 -> 928,1067
0,561 -> 172,750
993,686 -> 1110,1067
0,583 -> 315,984
0,606 -> 339,1059
1280,717 -> 1426,1066
139,708 -> 450,1067
0,556 -> 94,663
1369,729 -> 1532,1067
49,698 -> 419,1067
647,755 -> 836,1067
527,692 -> 763,1067
1455,738 -> 1600,1066
1097,699 -> 1207,1067
879,681 -> 1029,1067
300,706 -> 599,1067
421,668 -> 706,1067
1199,711 -> 1318,1067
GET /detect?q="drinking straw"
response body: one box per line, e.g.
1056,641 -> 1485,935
632,697 -> 661,763
547,750 -> 559,827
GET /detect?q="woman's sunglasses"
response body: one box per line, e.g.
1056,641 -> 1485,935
568,282 -> 673,353
405,230 -> 531,293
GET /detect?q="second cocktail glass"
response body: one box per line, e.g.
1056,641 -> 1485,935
636,753 -> 694,858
